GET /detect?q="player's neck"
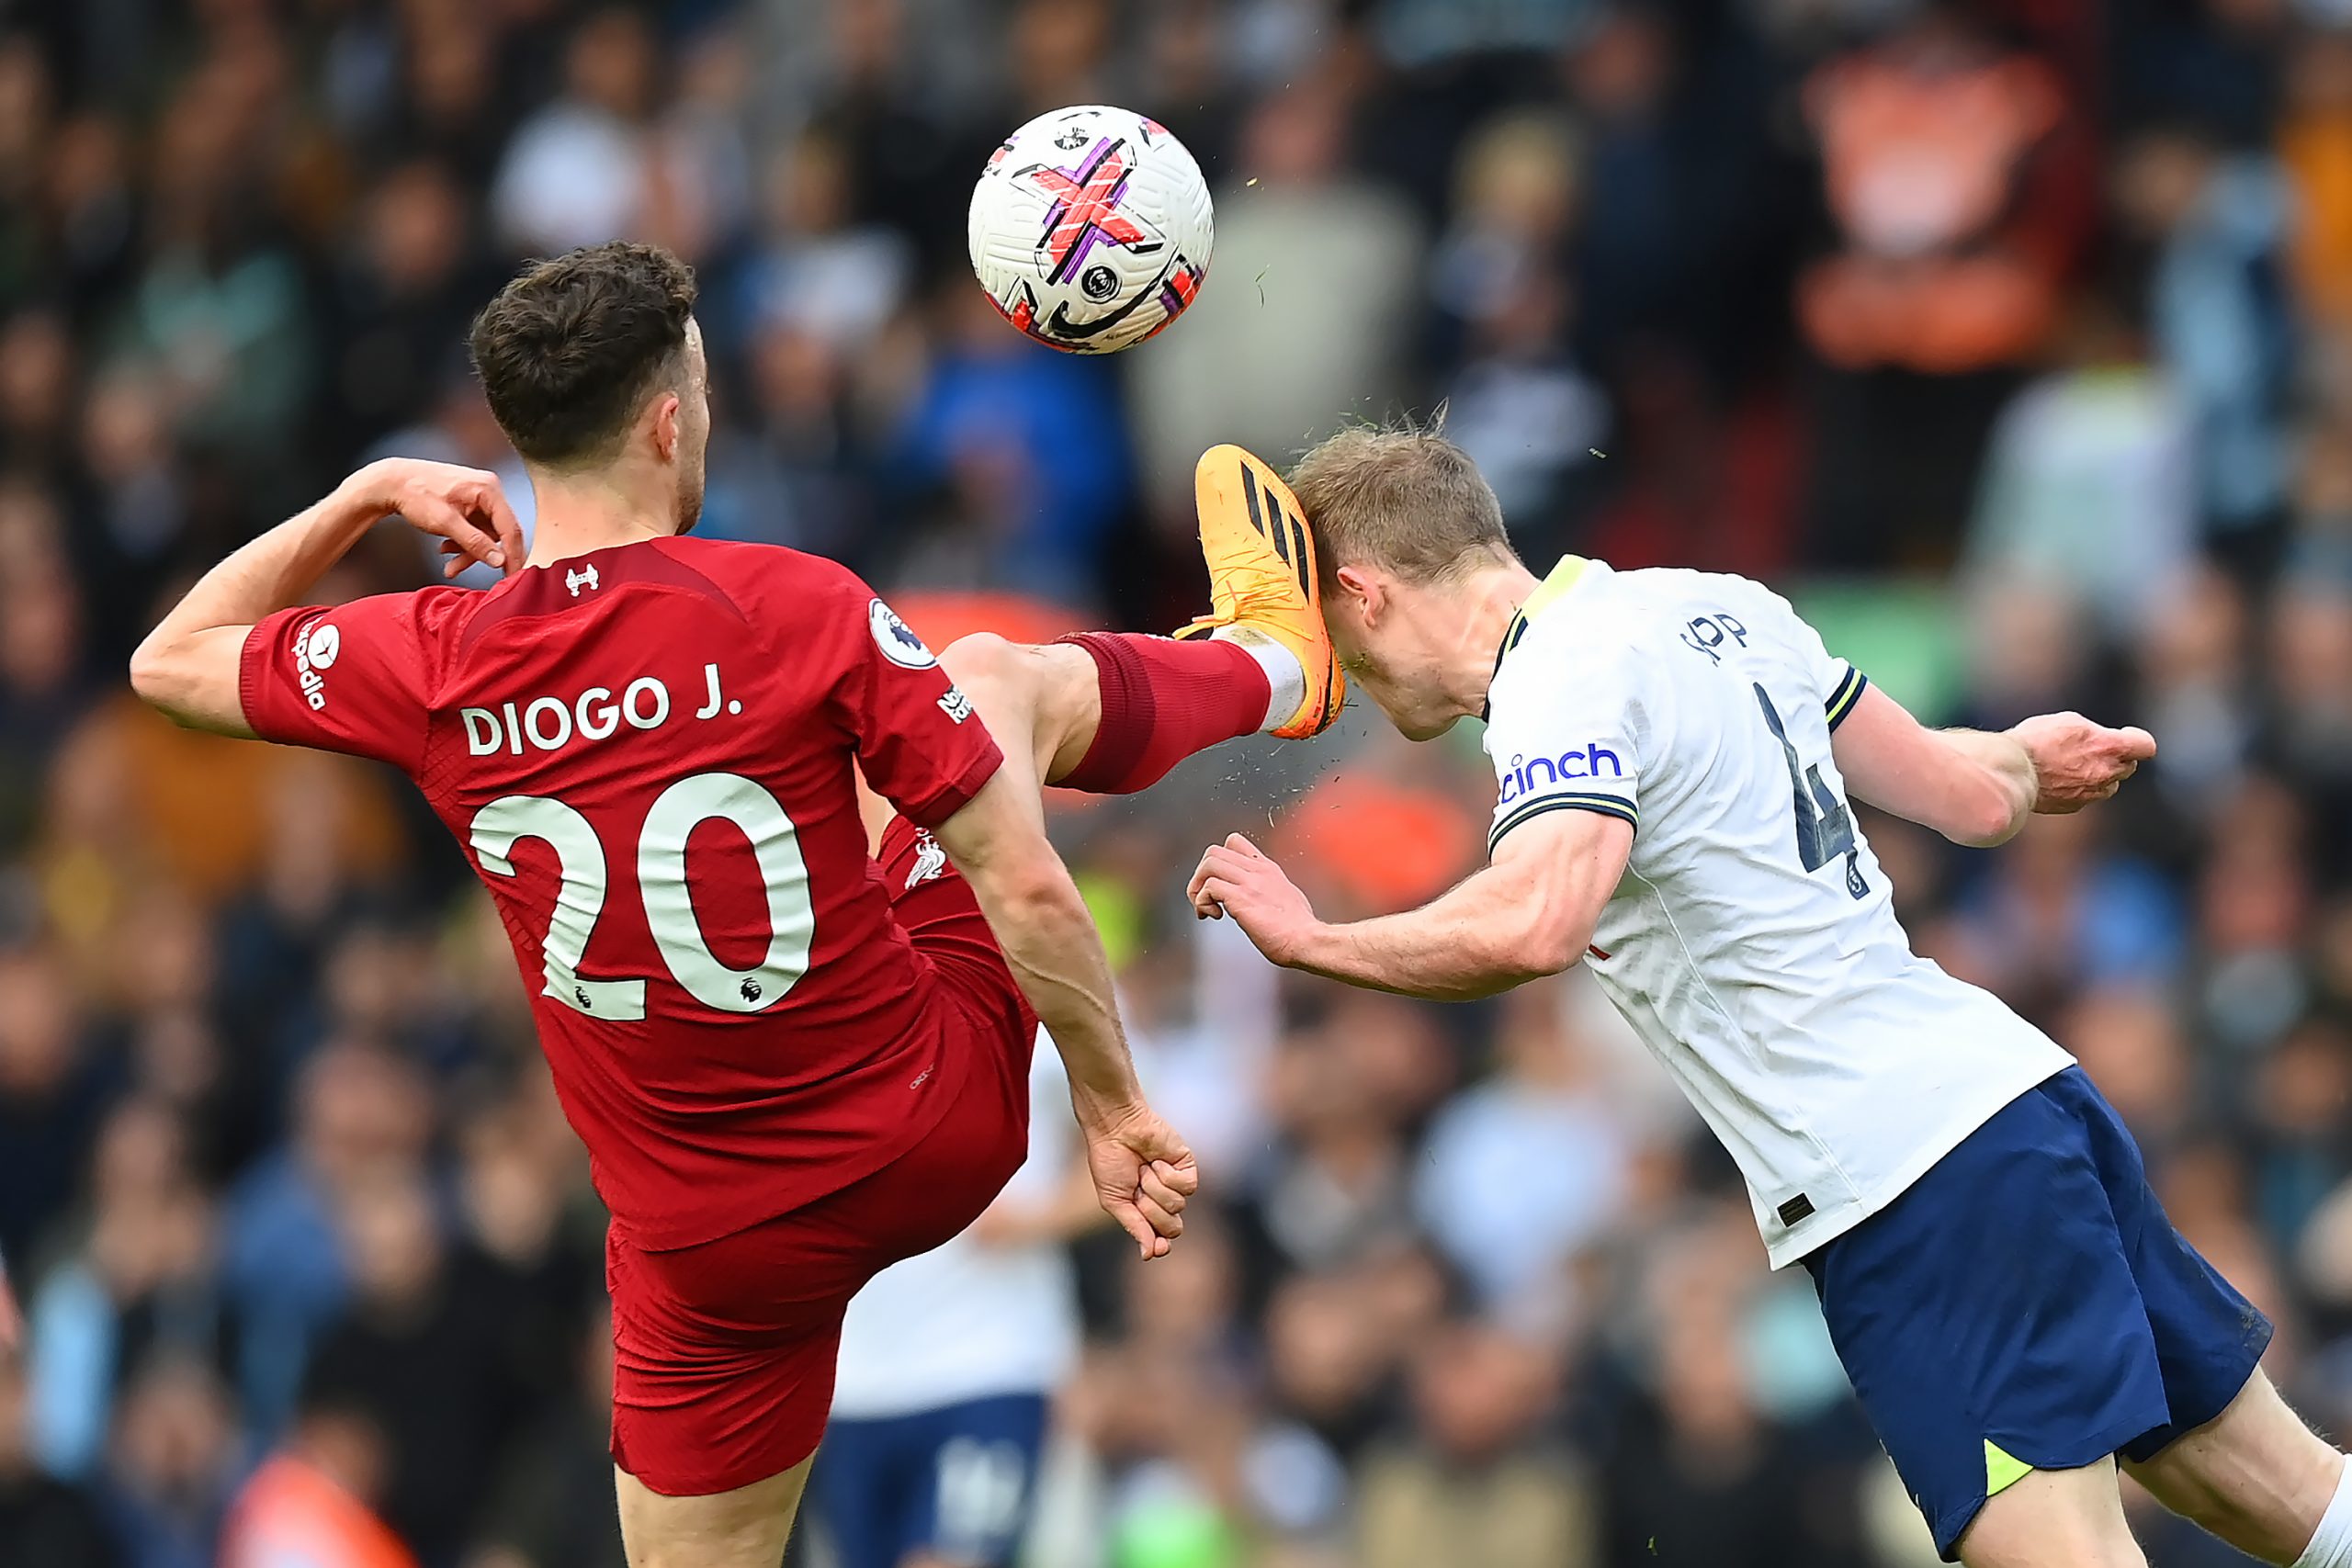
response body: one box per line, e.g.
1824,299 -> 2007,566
1446,559 -> 1542,713
523,464 -> 676,568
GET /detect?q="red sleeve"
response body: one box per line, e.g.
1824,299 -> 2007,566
836,586 -> 1003,828
238,592 -> 437,772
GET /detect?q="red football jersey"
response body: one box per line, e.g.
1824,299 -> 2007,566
238,538 -> 1005,1247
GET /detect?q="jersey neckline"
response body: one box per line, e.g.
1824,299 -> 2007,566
1484,554 -> 1599,718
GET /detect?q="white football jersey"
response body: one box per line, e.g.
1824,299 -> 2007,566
1482,558 -> 2070,1267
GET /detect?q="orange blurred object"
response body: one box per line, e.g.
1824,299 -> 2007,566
1273,770 -> 1483,911
220,1453 -> 421,1568
1801,39 -> 2074,371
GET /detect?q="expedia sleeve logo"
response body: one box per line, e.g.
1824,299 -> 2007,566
291,619 -> 339,710
867,599 -> 937,670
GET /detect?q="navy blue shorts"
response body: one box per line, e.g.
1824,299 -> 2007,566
1804,1067 -> 2271,1561
808,1392 -> 1049,1568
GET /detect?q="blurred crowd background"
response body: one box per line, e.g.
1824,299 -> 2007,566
4,0 -> 2352,1564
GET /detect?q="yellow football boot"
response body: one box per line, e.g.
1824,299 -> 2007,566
1176,444 -> 1346,739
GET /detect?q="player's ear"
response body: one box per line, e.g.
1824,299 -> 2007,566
650,391 -> 682,462
1335,563 -> 1382,622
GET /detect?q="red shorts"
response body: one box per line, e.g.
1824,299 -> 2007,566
605,818 -> 1038,1495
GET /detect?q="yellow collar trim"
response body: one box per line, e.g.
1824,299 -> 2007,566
1500,555 -> 1593,657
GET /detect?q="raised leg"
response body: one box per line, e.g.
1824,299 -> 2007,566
616,1456 -> 812,1568
856,442 -> 1341,852
941,635 -> 1106,799
854,627 -> 1284,855
856,635 -> 1107,854
2123,1370 -> 2346,1564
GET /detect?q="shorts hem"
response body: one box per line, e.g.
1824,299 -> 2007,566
1928,1414 -> 2169,1561
2119,1337 -> 2274,1463
613,1426 -> 827,1499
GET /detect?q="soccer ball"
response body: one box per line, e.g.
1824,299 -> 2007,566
967,105 -> 1213,355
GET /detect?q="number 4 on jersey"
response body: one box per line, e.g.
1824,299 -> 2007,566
1753,684 -> 1868,899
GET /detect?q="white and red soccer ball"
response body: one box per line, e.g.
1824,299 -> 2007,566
967,105 -> 1214,355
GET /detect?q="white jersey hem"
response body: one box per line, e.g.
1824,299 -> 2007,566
1761,1061 -> 2071,1270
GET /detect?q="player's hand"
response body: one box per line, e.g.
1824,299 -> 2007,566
0,1263 -> 19,1356
1189,834 -> 1319,967
340,457 -> 527,579
1076,1100 -> 1198,1260
2009,712 -> 2157,814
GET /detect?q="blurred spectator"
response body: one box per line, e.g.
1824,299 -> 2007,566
2136,561 -> 2260,811
1965,293 -> 2197,637
119,66 -> 313,470
492,12 -> 749,265
1600,1244 -> 1826,1566
1356,1322 -> 1593,1568
2113,125 -> 2297,547
890,286 -> 1135,606
1951,810 -> 2188,1015
0,486 -> 90,849
26,1100 -> 232,1483
2280,30 -> 2352,329
320,163 -> 500,463
68,376 -> 187,663
2266,581 -> 2352,812
739,129 -> 914,356
1233,1001 -> 1435,1292
298,1169 -> 537,1565
465,1314 -> 623,1568
1415,981 -> 1633,1324
492,10 -> 664,255
0,943 -> 114,1276
1128,76 -> 1422,508
97,1355 -> 240,1568
220,1042 -> 433,1438
1799,6 -> 2089,565
1566,5 -> 1784,389
1426,110 -> 1609,549
0,309 -> 74,478
0,1347 -> 119,1567
2194,773 -> 2316,1050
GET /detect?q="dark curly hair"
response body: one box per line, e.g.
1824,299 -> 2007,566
468,241 -> 698,466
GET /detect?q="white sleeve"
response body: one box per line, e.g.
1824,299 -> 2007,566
1813,628 -> 1869,732
1741,581 -> 1868,731
1483,645 -> 1644,854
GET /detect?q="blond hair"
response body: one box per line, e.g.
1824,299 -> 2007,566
1286,415 -> 1516,592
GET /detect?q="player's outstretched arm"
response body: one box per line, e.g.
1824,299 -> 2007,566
130,458 -> 524,735
1189,810 -> 1633,1002
932,773 -> 1198,1259
1830,684 -> 2155,849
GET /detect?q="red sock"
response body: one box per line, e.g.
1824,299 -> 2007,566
1055,633 -> 1272,795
